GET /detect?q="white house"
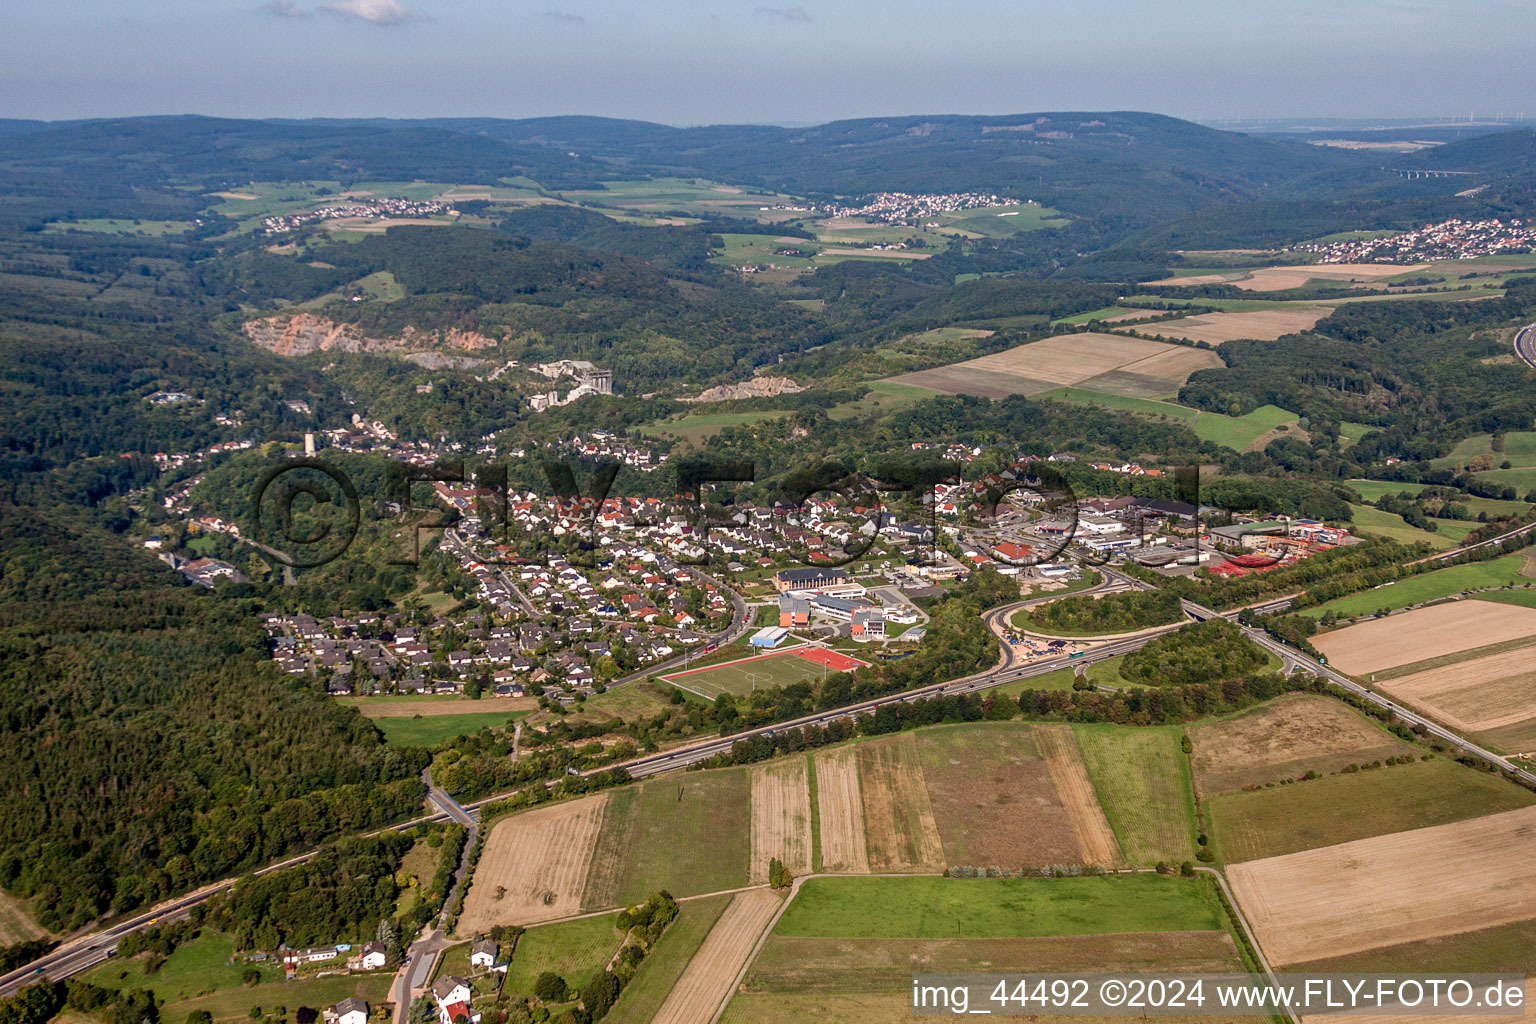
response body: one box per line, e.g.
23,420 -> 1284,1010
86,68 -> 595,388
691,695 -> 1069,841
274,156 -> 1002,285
431,976 -> 476,1024
470,938 -> 499,970
358,941 -> 387,970
326,998 -> 368,1024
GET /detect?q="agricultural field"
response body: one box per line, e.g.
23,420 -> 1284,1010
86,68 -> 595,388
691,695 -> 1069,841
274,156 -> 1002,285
1228,810 -> 1536,970
0,891 -> 47,945
1034,388 -> 1298,451
1036,387 -> 1199,422
502,912 -> 626,1001
1188,404 -> 1300,451
46,218 -> 193,236
636,409 -> 792,444
459,792 -> 609,930
1228,804 -> 1536,965
648,889 -> 784,1024
368,709 -> 531,746
885,333 -> 1222,401
1223,262 -> 1428,292
582,769 -> 752,909
662,648 -> 867,700
722,928 -> 1253,1024
1311,593 -> 1536,670
339,694 -> 536,717
914,723 -> 1114,869
1187,695 -> 1416,795
1345,503 -> 1458,550
749,759 -> 814,883
1120,307 -> 1332,344
855,733 -> 945,872
1072,725 -> 1196,864
1429,430 -> 1536,472
1290,918 -> 1536,1004
927,201 -> 1069,237
1379,646 -> 1536,752
781,874 -> 1223,938
606,894 -> 733,1024
1207,755 -> 1535,863
826,380 -> 933,421
558,177 -> 794,216
811,745 -> 869,872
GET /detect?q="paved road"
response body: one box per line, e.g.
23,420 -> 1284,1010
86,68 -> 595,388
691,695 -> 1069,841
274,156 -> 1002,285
1514,322 -> 1536,370
11,544 -> 1534,993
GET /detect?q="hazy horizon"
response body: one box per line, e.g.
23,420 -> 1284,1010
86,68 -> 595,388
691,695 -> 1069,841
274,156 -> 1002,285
5,0 -> 1534,124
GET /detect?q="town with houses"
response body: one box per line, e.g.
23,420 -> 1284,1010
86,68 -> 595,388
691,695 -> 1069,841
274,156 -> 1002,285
1290,215 -> 1536,263
263,197 -> 451,234
764,191 -> 1025,223
204,436 -> 1361,701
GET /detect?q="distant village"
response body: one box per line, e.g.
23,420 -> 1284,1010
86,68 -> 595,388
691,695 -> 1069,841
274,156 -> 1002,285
263,197 -> 450,233
1291,216 -> 1536,263
811,190 -> 1023,223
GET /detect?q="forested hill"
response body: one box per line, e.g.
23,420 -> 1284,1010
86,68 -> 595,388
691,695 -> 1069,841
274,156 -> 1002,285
0,112 -> 1376,231
442,111 -> 1376,225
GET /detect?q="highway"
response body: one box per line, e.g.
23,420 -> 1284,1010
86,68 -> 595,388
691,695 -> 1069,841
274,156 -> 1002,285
9,546 -> 1535,994
1514,321 -> 1536,370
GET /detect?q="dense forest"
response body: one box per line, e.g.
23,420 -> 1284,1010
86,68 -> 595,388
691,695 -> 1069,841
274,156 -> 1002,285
0,505 -> 428,929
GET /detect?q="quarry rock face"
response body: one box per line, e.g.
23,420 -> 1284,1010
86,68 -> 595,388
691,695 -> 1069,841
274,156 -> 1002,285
243,314 -> 498,357
687,375 -> 804,402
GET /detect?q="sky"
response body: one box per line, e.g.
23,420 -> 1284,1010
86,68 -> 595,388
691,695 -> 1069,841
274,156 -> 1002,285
3,0 -> 1535,125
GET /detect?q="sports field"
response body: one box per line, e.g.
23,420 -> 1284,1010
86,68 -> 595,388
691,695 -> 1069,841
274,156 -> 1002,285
663,648 -> 868,699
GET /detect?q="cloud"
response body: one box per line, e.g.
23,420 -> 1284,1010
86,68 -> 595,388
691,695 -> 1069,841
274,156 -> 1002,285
260,0 -> 309,15
544,9 -> 584,24
755,4 -> 811,22
318,0 -> 425,25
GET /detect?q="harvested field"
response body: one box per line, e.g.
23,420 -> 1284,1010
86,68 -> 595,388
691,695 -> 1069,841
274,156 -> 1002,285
1208,756 -> 1535,862
1035,725 -> 1122,867
916,724 -> 1082,869
1291,918 -> 1536,1024
857,733 -> 944,872
1227,804 -> 1536,964
886,333 -> 1221,401
1232,263 -> 1429,292
749,759 -> 813,884
1313,600 -> 1536,675
650,888 -> 783,1024
1121,307 -> 1331,344
812,746 -> 869,872
1188,695 -> 1415,795
1381,647 -> 1536,742
458,793 -> 606,931
582,770 -> 751,909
